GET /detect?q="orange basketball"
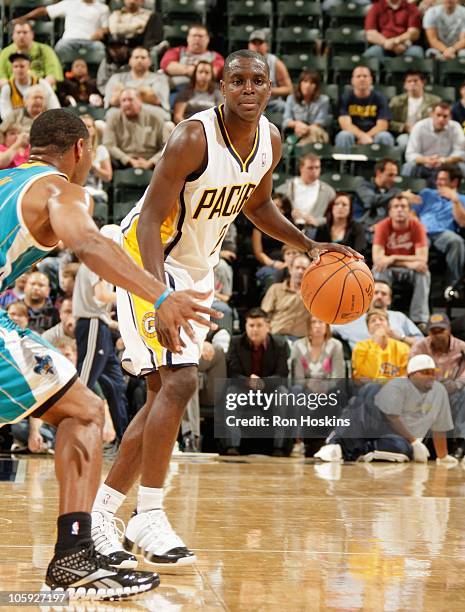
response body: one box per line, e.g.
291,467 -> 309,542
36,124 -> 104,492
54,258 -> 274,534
301,252 -> 374,325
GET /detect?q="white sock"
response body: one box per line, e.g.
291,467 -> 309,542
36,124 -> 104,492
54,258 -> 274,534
137,486 -> 163,514
92,483 -> 126,515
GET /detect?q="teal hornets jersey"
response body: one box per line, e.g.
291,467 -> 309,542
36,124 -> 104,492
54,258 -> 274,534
0,163 -> 66,292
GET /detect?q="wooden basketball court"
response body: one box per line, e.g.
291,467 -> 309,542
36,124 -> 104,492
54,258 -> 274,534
1,455 -> 465,611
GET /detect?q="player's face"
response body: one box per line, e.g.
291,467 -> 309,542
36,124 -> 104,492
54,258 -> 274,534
221,59 -> 271,121
245,316 -> 269,345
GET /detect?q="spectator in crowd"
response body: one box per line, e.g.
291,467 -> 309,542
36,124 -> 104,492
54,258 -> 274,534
261,254 -> 311,339
364,0 -> 424,61
373,195 -> 430,326
0,272 -> 28,308
352,308 -> 410,380
23,271 -> 59,333
57,59 -> 103,107
410,312 -> 465,444
389,71 -> 440,151
315,193 -> 367,254
290,315 -> 345,385
81,114 -> 112,207
316,354 -> 457,465
224,308 -> 290,456
213,257 -> 233,336
5,300 -> 28,330
96,39 -> 130,94
42,297 -> 75,344
0,85 -> 47,134
0,53 -> 59,119
247,30 -> 292,112
109,0 -> 160,49
409,164 -> 465,288
173,61 -> 222,124
335,66 -> 394,150
0,124 -> 29,169
403,102 -> 465,180
277,153 -> 335,236
16,0 -> 110,60
0,21 -> 63,88
160,24 -> 224,89
253,194 -> 295,288
282,70 -> 331,145
424,0 -> 465,59
354,158 -> 402,228
332,279 -> 424,349
103,88 -> 167,169
452,80 -> 465,131
56,262 -> 80,306
104,46 -> 170,119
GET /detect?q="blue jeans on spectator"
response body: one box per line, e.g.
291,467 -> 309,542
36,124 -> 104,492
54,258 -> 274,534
429,231 -> 465,285
373,266 -> 430,324
54,39 -> 105,61
11,421 -> 56,449
335,130 -> 395,151
363,45 -> 425,62
212,299 -> 233,335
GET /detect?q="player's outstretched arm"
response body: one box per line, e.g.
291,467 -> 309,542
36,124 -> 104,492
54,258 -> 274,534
243,125 -> 362,261
46,177 -> 221,352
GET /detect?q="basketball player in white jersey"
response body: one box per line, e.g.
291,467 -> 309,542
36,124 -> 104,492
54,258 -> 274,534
91,50 -> 362,567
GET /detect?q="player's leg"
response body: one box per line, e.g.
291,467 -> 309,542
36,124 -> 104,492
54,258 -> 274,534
40,379 -> 160,598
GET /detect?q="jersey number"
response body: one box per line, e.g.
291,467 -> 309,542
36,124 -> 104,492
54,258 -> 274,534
209,224 -> 229,257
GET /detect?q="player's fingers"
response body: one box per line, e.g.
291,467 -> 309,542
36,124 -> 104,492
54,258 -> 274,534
179,320 -> 196,343
189,314 -> 219,330
191,304 -> 224,318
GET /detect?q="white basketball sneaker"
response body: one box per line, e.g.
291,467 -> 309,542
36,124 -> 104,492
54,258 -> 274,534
124,509 -> 196,568
91,510 -> 138,569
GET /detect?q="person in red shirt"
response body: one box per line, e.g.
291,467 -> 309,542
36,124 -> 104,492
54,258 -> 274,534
364,0 -> 424,62
372,194 -> 430,326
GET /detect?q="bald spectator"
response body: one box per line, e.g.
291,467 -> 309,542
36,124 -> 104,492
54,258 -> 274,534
104,46 -> 169,119
160,24 -> 224,90
0,22 -> 63,88
364,0 -> 424,62
0,53 -> 59,119
103,88 -> 167,169
23,272 -> 59,333
261,254 -> 311,340
0,85 -> 47,134
248,29 -> 292,112
424,0 -> 465,59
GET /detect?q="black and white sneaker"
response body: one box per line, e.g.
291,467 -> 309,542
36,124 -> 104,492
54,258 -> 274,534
91,510 -> 138,569
43,542 -> 159,600
124,509 -> 196,568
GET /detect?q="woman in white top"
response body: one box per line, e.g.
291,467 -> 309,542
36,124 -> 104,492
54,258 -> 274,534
81,114 -> 112,205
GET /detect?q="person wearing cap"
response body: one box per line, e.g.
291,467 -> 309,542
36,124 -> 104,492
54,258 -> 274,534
248,30 -> 292,113
0,21 -> 63,89
0,52 -> 59,119
410,312 -> 465,450
352,308 -> 410,380
315,353 -> 457,464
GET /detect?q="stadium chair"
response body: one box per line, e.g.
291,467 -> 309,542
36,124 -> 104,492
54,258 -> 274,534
437,58 -> 465,88
31,20 -> 55,46
272,171 -> 290,188
424,84 -> 456,104
319,172 -> 364,194
276,1 -> 322,30
69,105 -> 106,121
392,176 -> 427,192
112,169 -> 152,213
384,57 -> 435,87
320,83 -> 339,108
160,0 -> 208,26
332,56 -> 380,85
112,201 -> 135,224
281,54 -> 328,81
57,46 -> 106,77
92,200 -> 109,225
295,143 -> 344,174
275,26 -> 320,56
325,27 -> 366,56
264,109 -> 284,131
348,144 -> 403,179
228,25 -> 272,53
376,84 -> 399,100
8,0 -> 53,20
227,1 -> 273,29
327,2 -> 370,28
163,24 -> 190,46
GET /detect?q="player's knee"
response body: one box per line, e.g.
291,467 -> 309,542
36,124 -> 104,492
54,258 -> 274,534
163,367 -> 198,405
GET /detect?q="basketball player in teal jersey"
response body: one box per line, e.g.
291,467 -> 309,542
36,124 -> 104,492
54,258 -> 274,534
91,50 -> 363,569
0,109 -> 222,599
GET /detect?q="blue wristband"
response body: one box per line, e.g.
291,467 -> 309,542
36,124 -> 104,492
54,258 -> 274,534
154,287 -> 174,310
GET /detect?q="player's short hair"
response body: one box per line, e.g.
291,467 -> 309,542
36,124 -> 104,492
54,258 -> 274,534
245,307 -> 269,322
29,109 -> 90,154
224,50 -> 270,77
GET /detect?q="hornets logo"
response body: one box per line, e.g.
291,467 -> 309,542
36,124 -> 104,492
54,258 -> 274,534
33,354 -> 56,376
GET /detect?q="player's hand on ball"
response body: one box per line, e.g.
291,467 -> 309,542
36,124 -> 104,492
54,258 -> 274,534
156,290 -> 223,353
307,241 -> 363,264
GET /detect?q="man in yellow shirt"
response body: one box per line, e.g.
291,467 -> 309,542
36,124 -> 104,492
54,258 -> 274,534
352,308 -> 409,380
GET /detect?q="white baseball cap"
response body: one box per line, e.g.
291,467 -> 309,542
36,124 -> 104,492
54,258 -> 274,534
407,354 -> 436,375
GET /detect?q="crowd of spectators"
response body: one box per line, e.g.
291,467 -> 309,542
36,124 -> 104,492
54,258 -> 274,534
2,1 -> 465,463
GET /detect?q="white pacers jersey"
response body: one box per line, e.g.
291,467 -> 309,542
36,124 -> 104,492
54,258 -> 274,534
120,104 -> 273,281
